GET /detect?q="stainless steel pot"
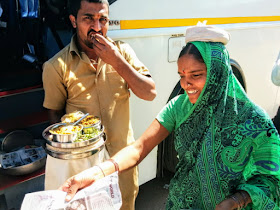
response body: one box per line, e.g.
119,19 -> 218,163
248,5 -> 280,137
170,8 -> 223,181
45,133 -> 106,160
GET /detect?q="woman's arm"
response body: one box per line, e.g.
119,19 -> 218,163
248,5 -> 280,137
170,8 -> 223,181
59,119 -> 170,201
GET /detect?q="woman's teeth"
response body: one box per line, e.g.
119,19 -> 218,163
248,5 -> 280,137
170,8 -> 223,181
187,90 -> 198,94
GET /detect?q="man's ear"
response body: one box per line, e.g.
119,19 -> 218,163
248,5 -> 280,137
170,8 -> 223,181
69,15 -> 77,28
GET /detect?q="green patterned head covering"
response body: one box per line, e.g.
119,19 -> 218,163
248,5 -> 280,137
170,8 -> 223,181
170,41 -> 280,209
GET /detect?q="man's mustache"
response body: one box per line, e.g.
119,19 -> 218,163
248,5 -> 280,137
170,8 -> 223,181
88,30 -> 103,36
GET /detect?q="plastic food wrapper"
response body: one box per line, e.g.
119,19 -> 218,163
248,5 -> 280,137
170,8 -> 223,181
21,172 -> 122,210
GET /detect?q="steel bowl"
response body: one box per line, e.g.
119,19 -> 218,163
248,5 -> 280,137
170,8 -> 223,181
0,156 -> 46,176
80,115 -> 101,134
0,146 -> 46,176
83,121 -> 102,134
49,123 -> 83,143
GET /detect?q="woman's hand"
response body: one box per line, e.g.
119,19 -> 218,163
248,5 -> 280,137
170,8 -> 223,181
58,166 -> 104,201
215,198 -> 238,210
216,191 -> 251,210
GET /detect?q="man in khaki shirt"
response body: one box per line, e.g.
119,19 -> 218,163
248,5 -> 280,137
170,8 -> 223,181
42,0 -> 156,209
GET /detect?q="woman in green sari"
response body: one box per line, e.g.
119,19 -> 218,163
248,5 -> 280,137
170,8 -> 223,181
60,25 -> 280,209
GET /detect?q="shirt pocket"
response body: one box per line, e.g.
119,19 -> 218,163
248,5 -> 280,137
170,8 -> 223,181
106,70 -> 129,100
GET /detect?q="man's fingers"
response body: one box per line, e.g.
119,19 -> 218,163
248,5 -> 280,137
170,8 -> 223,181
94,34 -> 107,44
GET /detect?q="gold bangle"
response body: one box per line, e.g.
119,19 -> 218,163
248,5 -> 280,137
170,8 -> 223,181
95,165 -> 105,177
107,159 -> 119,172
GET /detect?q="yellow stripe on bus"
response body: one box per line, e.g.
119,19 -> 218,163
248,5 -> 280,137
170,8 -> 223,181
120,16 -> 280,30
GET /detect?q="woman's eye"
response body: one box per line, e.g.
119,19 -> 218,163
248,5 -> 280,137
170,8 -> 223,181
193,74 -> 202,78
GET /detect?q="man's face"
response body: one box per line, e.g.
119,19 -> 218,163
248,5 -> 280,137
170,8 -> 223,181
69,1 -> 109,50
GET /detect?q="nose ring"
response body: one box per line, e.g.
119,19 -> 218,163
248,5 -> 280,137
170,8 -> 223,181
187,83 -> 191,87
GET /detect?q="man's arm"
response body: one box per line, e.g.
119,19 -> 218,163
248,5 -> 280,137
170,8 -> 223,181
92,34 -> 157,101
47,109 -> 64,124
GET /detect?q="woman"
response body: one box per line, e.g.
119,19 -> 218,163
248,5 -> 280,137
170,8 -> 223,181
60,25 -> 280,209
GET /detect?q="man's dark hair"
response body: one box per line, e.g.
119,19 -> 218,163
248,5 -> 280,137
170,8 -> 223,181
68,0 -> 109,17
179,43 -> 204,63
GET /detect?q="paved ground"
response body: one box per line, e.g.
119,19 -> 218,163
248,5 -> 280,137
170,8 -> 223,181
135,171 -> 173,210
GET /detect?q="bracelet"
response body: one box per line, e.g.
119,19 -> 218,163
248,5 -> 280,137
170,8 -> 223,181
239,191 -> 249,208
94,165 -> 105,177
107,159 -> 119,172
229,194 -> 242,210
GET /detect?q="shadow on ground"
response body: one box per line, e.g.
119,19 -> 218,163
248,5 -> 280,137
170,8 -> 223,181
135,171 -> 173,210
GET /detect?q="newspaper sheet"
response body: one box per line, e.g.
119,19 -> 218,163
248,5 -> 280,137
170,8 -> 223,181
21,172 -> 122,210
0,146 -> 46,169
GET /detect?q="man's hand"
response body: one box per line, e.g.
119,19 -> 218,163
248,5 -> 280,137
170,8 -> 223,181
92,34 -> 157,101
92,34 -> 122,67
58,167 -> 103,201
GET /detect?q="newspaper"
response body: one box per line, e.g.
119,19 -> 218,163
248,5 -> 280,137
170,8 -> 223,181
0,146 -> 46,169
21,172 -> 122,210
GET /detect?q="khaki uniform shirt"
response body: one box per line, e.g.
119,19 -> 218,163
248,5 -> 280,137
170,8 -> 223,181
43,35 -> 150,209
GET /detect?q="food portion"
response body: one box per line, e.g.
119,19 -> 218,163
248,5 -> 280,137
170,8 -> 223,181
49,124 -> 83,135
61,111 -> 100,127
49,111 -> 102,143
61,111 -> 85,124
74,128 -> 102,142
80,115 -> 100,127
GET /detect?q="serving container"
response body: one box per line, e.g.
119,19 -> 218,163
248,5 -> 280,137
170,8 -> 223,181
42,124 -> 104,148
0,146 -> 46,176
42,113 -> 105,160
45,134 -> 106,160
48,124 -> 83,143
83,120 -> 102,134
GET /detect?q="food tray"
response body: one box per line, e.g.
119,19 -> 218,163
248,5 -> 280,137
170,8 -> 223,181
42,124 -> 104,148
45,135 -> 106,160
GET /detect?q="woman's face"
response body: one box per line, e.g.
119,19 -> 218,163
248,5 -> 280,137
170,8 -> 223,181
178,54 -> 207,104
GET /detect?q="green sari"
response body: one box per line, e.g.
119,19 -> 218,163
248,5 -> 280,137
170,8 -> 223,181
157,42 -> 280,209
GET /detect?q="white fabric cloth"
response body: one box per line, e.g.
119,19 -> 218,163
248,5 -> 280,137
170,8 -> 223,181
44,147 -> 110,190
185,25 -> 230,45
271,51 -> 280,86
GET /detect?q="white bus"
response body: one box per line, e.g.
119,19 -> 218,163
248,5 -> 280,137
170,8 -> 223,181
106,0 -> 280,185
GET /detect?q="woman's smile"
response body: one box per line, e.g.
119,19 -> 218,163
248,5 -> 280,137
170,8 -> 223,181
178,54 -> 207,104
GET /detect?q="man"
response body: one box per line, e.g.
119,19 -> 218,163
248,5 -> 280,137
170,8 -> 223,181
42,0 -> 157,209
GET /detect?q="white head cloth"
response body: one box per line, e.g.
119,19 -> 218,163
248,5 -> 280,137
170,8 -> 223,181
185,23 -> 230,45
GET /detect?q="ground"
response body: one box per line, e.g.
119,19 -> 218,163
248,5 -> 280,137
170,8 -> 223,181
135,171 -> 173,210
